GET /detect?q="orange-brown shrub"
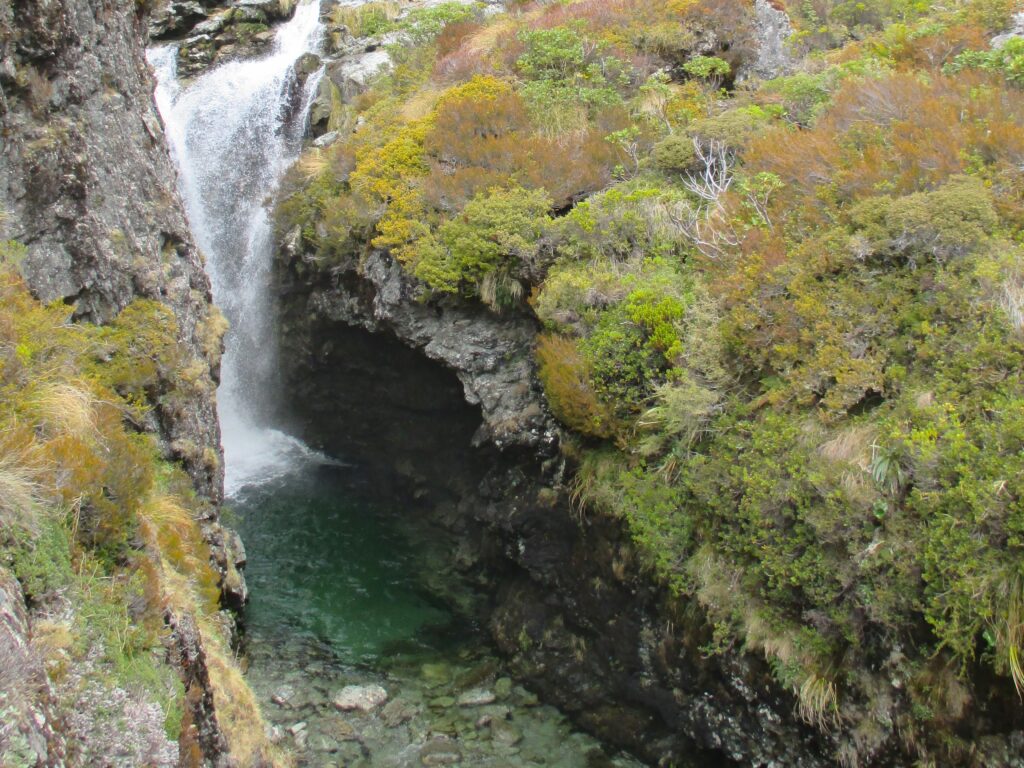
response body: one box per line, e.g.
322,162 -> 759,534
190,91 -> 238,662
537,333 -> 617,439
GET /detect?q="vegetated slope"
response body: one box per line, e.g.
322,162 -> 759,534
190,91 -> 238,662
277,0 -> 1024,763
0,253 -> 283,766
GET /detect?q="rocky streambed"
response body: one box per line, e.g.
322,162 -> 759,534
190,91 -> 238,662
229,461 -> 647,767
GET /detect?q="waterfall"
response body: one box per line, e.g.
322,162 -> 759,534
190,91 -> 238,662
148,1 -> 327,496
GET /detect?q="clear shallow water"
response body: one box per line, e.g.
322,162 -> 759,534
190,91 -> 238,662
230,462 -> 646,768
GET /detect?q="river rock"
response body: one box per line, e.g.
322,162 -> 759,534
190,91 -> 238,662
458,688 -> 496,707
380,697 -> 417,727
271,684 -> 296,706
314,130 -> 339,148
234,0 -> 294,23
325,718 -> 360,742
419,736 -> 461,766
428,695 -> 456,709
490,718 -> 523,746
332,684 -> 388,712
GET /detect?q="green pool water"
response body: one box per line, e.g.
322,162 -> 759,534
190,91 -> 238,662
232,461 -> 463,668
227,458 -> 647,768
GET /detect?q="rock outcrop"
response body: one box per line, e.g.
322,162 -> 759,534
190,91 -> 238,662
274,240 -> 839,767
0,0 -> 246,763
0,569 -> 65,768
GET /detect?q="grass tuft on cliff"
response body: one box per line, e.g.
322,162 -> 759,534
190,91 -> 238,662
0,253 -> 284,766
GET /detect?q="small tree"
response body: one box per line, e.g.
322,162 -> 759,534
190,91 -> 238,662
682,55 -> 731,91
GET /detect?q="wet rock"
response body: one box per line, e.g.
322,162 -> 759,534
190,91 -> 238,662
150,0 -> 208,39
458,688 -> 497,707
454,659 -> 499,689
287,721 -> 307,736
380,698 -> 417,727
332,684 -> 388,712
490,718 -> 523,746
419,736 -> 462,766
314,130 -> 339,148
325,718 -> 360,742
235,0 -> 295,23
514,687 -> 539,707
271,684 -> 296,706
494,677 -> 513,699
429,695 -> 456,709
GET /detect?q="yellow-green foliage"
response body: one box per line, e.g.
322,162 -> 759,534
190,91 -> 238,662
0,263 -> 280,764
537,333 -> 616,439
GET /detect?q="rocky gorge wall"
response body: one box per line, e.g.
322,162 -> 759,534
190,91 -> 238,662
0,1 -> 248,764
274,242 -> 840,767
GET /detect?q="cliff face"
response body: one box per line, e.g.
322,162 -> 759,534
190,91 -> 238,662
0,2 -> 248,764
275,245 -> 836,767
0,0 -> 224,500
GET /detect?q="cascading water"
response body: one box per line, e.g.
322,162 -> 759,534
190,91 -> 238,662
148,1 -> 326,495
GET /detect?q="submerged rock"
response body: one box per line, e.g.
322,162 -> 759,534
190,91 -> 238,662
332,684 -> 388,712
419,736 -> 461,766
458,688 -> 497,707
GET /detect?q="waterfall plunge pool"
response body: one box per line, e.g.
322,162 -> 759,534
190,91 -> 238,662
149,1 -> 646,763
229,461 -> 642,767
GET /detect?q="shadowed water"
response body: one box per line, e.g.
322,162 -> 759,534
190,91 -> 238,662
229,461 -> 645,768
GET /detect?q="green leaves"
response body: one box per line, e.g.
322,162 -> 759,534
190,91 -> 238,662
412,185 -> 552,306
946,37 -> 1024,85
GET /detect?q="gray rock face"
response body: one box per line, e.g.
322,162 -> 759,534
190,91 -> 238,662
742,0 -> 795,80
0,0 -> 224,500
298,248 -> 558,453
992,11 -> 1024,48
0,1 -> 244,763
0,569 -> 66,767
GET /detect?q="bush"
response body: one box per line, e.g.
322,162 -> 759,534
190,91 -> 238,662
848,175 -> 998,263
651,133 -> 696,174
412,185 -> 552,304
536,333 -> 617,438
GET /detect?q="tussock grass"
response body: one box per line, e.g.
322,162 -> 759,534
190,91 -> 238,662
30,381 -> 99,440
0,263 -> 279,760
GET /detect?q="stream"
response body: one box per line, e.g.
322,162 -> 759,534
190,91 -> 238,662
147,1 -> 645,765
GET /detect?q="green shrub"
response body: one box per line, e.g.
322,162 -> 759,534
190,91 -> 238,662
412,185 -> 552,305
849,175 -> 998,263
536,334 -> 617,439
651,134 -> 696,174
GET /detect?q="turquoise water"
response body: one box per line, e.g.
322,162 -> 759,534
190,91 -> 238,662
233,461 -> 463,667
229,459 -> 647,767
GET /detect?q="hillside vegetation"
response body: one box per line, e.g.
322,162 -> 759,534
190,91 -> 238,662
277,0 -> 1024,763
0,247 -> 280,766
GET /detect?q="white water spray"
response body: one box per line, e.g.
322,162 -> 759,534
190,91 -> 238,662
149,1 -> 328,496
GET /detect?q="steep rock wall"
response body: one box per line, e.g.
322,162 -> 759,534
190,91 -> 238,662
0,0 -> 224,500
274,244 -> 836,767
0,2 -> 246,764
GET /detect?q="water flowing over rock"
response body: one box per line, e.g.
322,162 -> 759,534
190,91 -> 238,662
149,0 -> 326,495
